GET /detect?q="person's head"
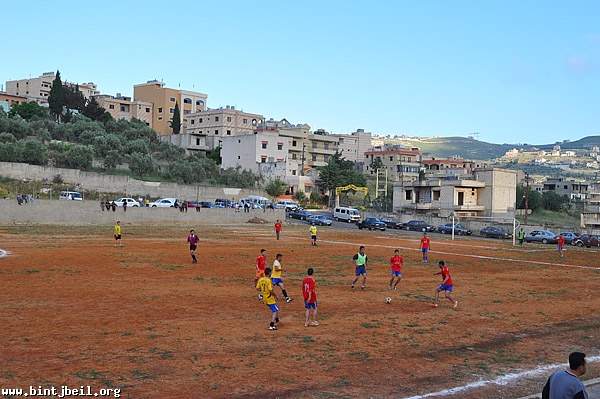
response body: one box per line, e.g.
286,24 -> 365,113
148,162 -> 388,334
359,245 -> 365,254
569,352 -> 586,376
423,232 -> 428,237
394,249 -> 399,254
264,267 -> 272,277
307,267 -> 314,276
276,253 -> 282,261
311,223 -> 315,227
260,249 -> 266,256
438,260 -> 445,268
190,229 -> 195,234
116,220 -> 120,225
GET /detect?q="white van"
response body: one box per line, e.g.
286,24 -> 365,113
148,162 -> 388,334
59,191 -> 83,201
333,206 -> 361,222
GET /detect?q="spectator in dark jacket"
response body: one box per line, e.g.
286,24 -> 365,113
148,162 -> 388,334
542,352 -> 588,399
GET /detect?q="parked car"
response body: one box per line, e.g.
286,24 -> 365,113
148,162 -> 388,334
525,230 -> 558,244
199,201 -> 213,208
113,197 -> 141,207
288,208 -> 311,220
559,232 -> 580,245
357,218 -> 387,231
59,191 -> 83,201
573,234 -> 600,248
403,220 -> 435,232
381,218 -> 403,229
149,198 -> 178,208
306,215 -> 333,226
437,223 -> 472,235
480,226 -> 512,239
275,200 -> 299,210
215,198 -> 234,208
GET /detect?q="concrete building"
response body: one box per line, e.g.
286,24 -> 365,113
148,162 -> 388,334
0,92 -> 28,112
77,82 -> 100,99
581,182 -> 600,233
542,177 -> 589,200
133,80 -> 207,135
95,94 -> 153,127
182,106 -> 263,151
331,129 -> 372,169
364,146 -> 422,182
5,72 -> 99,105
393,168 -> 517,218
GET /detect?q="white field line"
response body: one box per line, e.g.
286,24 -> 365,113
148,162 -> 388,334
0,249 -> 8,258
401,356 -> 600,399
374,236 -> 558,253
321,239 -> 600,271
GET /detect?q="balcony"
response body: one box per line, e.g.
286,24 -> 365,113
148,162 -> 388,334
454,204 -> 485,211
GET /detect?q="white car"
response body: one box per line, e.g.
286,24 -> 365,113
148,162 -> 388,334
59,191 -> 83,201
149,198 -> 178,208
275,200 -> 299,210
113,197 -> 141,207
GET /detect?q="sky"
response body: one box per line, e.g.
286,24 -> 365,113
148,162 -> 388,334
2,0 -> 599,144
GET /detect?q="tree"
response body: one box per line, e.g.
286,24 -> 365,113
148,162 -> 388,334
170,102 -> 181,134
167,160 -> 195,184
8,102 -> 48,120
294,191 -> 306,202
0,133 -> 16,143
516,184 -> 542,211
264,179 -> 287,197
128,152 -> 154,177
542,191 -> 568,211
103,150 -> 121,170
63,84 -> 86,112
207,146 -> 222,165
48,70 -> 65,122
21,139 -> 48,165
83,97 -> 112,122
370,157 -> 383,172
0,142 -> 21,162
317,152 -> 367,195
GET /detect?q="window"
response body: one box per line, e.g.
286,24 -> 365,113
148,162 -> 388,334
215,116 -> 219,122
145,107 -> 150,112
196,138 -> 201,146
324,155 -> 330,162
227,116 -> 232,122
120,105 -> 127,112
227,130 -> 231,135
199,118 -> 203,123
158,107 -> 163,113
238,156 -> 241,160
292,170 -> 297,176
261,156 -> 267,163
158,116 -> 163,120
196,100 -> 203,106
312,154 -> 317,161
292,153 -> 297,160
390,156 -> 393,161
190,119 -> 195,125
214,129 -> 219,135
406,190 -> 412,200
183,98 -> 192,104
109,104 -> 115,109
170,97 -> 175,102
292,140 -> 297,147
184,110 -> 190,114
243,118 -> 248,124
277,143 -> 283,150
324,143 -> 329,150
238,139 -> 241,143
252,119 -> 257,125
262,142 -> 268,149
564,185 -> 568,189
433,191 -> 440,201
170,108 -> 174,113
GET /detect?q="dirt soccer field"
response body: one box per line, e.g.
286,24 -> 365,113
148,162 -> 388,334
1,224 -> 599,399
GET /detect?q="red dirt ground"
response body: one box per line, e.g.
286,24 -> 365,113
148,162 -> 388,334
1,224 -> 599,399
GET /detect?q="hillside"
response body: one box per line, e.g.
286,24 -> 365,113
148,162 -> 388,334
390,136 -> 514,159
531,135 -> 600,151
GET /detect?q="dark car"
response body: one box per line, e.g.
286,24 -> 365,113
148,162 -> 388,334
573,234 -> 600,248
381,218 -> 403,229
559,232 -> 579,245
357,217 -> 387,231
199,201 -> 213,208
215,198 -> 234,208
480,226 -> 511,239
306,215 -> 333,226
288,208 -> 311,220
403,220 -> 434,232
437,223 -> 472,236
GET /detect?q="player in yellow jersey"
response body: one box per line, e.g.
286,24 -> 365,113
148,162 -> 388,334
256,267 -> 280,330
309,223 -> 318,246
272,253 -> 292,303
113,220 -> 122,247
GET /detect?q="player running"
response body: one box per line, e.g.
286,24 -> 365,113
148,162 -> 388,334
113,220 -> 122,247
302,267 -> 319,327
255,249 -> 267,293
557,234 -> 566,258
274,219 -> 282,240
351,246 -> 368,290
256,267 -> 280,330
309,224 -> 318,246
187,229 -> 199,264
420,233 -> 431,263
389,249 -> 403,290
433,260 -> 458,308
272,253 -> 292,303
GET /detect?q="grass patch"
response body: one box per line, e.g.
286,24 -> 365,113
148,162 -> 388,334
360,321 -> 381,329
154,263 -> 184,271
132,369 -> 155,380
348,351 -> 370,361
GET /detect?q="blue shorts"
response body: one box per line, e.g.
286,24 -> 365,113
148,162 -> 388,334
422,248 -> 429,254
437,284 -> 453,292
355,265 -> 367,276
271,277 -> 283,285
304,301 -> 317,309
267,304 -> 279,313
391,271 -> 402,277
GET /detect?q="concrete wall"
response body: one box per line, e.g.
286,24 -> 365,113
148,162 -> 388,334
0,200 -> 284,226
0,162 -> 268,200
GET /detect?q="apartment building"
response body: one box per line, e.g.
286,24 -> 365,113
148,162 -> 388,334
393,168 -> 517,218
94,94 -> 153,127
542,177 -> 589,200
133,80 -> 207,135
364,146 -> 422,182
581,182 -> 600,233
0,92 -> 27,112
332,129 -> 372,167
182,106 -> 263,150
5,72 -> 99,105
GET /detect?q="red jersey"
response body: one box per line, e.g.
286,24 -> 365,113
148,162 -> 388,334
440,266 -> 453,285
302,276 -> 317,303
274,222 -> 282,232
420,237 -> 431,249
256,255 -> 266,272
390,255 -> 403,272
557,236 -> 566,247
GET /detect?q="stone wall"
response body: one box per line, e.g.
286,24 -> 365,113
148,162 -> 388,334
0,162 -> 266,200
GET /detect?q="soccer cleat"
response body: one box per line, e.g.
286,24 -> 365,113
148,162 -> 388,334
351,285 -> 355,289
257,294 -> 263,302
360,286 -> 366,290
432,303 -> 439,308
269,326 -> 278,330
311,321 -> 319,326
453,301 -> 459,309
285,297 -> 293,303
304,322 -> 310,327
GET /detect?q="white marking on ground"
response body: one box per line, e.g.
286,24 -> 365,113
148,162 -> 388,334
374,236 -> 560,253
0,249 -> 8,258
321,239 -> 600,271
401,356 -> 600,399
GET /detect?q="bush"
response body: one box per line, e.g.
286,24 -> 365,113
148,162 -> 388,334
103,150 -> 121,170
0,142 -> 21,162
0,132 -> 16,143
21,139 -> 47,165
128,152 -> 154,177
265,179 -> 287,197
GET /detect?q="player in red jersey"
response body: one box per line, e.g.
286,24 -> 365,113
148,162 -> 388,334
302,267 -> 319,327
420,233 -> 431,263
433,260 -> 458,308
187,229 -> 199,264
557,234 -> 566,258
255,248 -> 267,290
389,249 -> 403,290
274,220 -> 283,240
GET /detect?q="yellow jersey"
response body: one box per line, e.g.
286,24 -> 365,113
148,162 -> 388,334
309,226 -> 318,236
271,260 -> 283,279
114,224 -> 121,235
256,276 -> 276,305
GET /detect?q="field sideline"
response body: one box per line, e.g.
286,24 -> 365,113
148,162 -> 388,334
1,224 -> 599,399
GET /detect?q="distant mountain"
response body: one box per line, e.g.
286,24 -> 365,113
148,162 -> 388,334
530,135 -> 600,151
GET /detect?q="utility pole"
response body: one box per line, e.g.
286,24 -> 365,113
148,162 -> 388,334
524,172 -> 530,225
301,143 -> 306,176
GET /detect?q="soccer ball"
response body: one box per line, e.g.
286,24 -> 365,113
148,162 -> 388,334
385,297 -> 392,304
